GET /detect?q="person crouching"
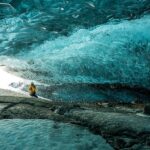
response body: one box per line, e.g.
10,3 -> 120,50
29,82 -> 38,98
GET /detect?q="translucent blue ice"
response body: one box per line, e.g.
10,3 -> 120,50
0,0 -> 150,101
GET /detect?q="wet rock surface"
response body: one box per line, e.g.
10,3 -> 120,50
0,96 -> 150,150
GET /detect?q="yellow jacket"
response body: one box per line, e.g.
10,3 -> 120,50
29,85 -> 36,95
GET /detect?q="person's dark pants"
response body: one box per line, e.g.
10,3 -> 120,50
30,93 -> 38,98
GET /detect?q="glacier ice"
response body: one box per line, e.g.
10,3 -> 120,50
0,0 -> 150,101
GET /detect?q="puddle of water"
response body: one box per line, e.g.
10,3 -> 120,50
0,119 -> 113,150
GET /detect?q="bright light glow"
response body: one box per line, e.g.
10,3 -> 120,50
0,66 -> 51,100
0,66 -> 25,90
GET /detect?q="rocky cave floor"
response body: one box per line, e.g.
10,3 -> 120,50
0,94 -> 150,150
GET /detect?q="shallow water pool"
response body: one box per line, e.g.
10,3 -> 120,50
0,119 -> 113,150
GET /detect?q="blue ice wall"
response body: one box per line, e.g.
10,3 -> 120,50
0,0 -> 150,101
